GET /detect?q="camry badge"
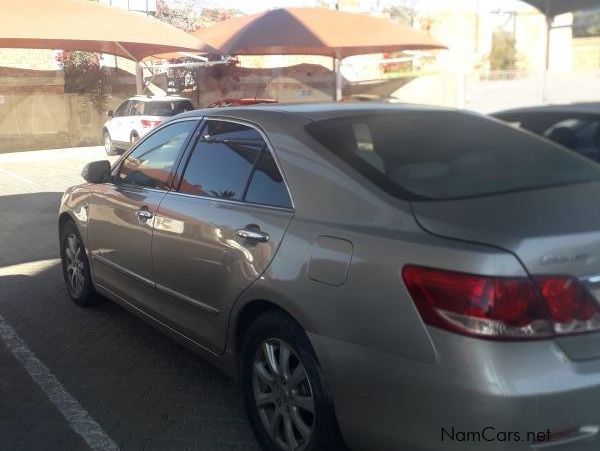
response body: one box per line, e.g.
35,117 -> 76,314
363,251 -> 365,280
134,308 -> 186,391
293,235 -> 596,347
541,253 -> 589,265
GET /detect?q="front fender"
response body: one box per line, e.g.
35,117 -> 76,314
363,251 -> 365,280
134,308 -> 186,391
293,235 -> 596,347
59,185 -> 94,248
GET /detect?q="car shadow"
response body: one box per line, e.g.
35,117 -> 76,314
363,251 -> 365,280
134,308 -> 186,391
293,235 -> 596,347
0,192 -> 259,451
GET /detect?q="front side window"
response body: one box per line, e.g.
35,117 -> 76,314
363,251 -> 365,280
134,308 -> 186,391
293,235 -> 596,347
306,111 -> 600,200
117,121 -> 197,190
114,101 -> 131,118
179,121 -> 263,200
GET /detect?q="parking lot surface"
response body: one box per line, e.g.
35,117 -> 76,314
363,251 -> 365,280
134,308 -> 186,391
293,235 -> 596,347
0,147 -> 259,451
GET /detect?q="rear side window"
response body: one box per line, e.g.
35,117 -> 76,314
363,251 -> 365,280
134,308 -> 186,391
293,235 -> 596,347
130,100 -> 144,116
179,120 -> 291,208
245,151 -> 292,208
145,100 -> 194,116
179,121 -> 263,200
306,111 -> 600,200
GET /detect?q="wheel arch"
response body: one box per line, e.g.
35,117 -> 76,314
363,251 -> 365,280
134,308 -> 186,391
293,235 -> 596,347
233,299 -> 298,360
58,211 -> 76,233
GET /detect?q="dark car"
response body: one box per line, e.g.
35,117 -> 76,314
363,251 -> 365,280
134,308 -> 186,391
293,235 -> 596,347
493,103 -> 600,162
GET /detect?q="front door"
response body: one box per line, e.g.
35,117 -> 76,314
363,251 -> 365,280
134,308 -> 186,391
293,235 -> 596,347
88,119 -> 199,315
152,119 -> 294,353
109,100 -> 131,143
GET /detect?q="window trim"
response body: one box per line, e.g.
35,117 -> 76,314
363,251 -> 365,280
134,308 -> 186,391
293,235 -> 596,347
173,117 -> 295,211
112,118 -> 202,192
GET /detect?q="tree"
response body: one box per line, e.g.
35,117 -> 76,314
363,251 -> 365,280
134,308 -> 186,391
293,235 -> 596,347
490,31 -> 517,71
56,51 -> 111,112
155,0 -> 200,32
574,10 -> 600,38
382,1 -> 419,26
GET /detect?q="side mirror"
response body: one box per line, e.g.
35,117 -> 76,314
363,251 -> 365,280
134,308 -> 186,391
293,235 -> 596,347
107,110 -> 114,118
82,160 -> 111,184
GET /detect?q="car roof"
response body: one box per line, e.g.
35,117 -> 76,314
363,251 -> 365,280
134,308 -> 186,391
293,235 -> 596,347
493,103 -> 600,117
175,102 -> 456,123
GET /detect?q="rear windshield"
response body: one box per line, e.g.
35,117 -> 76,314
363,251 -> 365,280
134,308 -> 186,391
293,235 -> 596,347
305,111 -> 600,200
144,100 -> 193,116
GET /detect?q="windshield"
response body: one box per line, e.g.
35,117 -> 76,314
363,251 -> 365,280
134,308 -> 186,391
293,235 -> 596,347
144,100 -> 193,116
306,111 -> 600,201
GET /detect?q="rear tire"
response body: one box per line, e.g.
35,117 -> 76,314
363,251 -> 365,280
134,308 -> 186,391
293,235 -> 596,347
60,220 -> 99,307
240,310 -> 346,451
104,131 -> 117,156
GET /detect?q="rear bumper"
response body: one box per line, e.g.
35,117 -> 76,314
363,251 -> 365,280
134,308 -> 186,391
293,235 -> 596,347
309,328 -> 600,451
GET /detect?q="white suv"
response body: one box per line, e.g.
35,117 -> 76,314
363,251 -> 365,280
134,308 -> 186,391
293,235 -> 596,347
103,96 -> 194,155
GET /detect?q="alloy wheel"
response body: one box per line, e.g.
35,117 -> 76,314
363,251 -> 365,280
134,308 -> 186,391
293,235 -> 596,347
253,338 -> 315,451
64,233 -> 85,296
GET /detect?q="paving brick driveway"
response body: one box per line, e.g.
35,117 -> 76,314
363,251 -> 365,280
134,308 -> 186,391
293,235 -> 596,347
0,147 -> 260,451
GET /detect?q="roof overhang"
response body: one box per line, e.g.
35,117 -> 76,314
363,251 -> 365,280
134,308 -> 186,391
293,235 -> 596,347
520,0 -> 600,18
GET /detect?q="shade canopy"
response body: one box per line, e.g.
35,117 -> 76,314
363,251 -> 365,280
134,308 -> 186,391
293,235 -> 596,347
520,0 -> 600,18
0,0 -> 211,61
190,7 -> 446,58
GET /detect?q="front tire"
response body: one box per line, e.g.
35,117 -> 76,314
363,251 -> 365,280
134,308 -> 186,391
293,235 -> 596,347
104,131 -> 117,156
60,220 -> 98,307
241,311 -> 346,451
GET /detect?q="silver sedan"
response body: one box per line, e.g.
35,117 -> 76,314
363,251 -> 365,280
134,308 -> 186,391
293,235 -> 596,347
60,103 -> 600,451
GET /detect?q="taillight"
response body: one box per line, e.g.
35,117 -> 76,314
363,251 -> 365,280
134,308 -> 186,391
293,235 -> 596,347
402,265 -> 600,340
141,119 -> 161,128
536,277 -> 600,334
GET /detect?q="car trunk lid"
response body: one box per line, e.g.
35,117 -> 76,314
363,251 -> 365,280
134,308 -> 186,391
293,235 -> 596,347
412,181 -> 600,360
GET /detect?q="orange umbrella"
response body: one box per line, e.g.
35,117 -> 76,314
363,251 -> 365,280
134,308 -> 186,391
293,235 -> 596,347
190,8 -> 446,99
192,7 -> 445,58
0,0 -> 214,92
0,0 -> 210,60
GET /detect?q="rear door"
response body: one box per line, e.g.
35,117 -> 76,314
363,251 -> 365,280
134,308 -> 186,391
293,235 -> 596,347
88,119 -> 199,315
152,119 -> 294,353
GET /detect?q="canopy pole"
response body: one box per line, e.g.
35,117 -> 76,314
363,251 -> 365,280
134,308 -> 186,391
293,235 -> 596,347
135,62 -> 144,95
114,41 -> 144,95
334,49 -> 343,101
542,1 -> 551,103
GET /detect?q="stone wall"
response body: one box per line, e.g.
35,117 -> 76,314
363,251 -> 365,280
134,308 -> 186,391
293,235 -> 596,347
0,68 -> 105,152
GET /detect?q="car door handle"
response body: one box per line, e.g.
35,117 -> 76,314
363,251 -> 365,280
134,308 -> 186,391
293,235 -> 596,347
237,226 -> 269,242
136,209 -> 153,220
